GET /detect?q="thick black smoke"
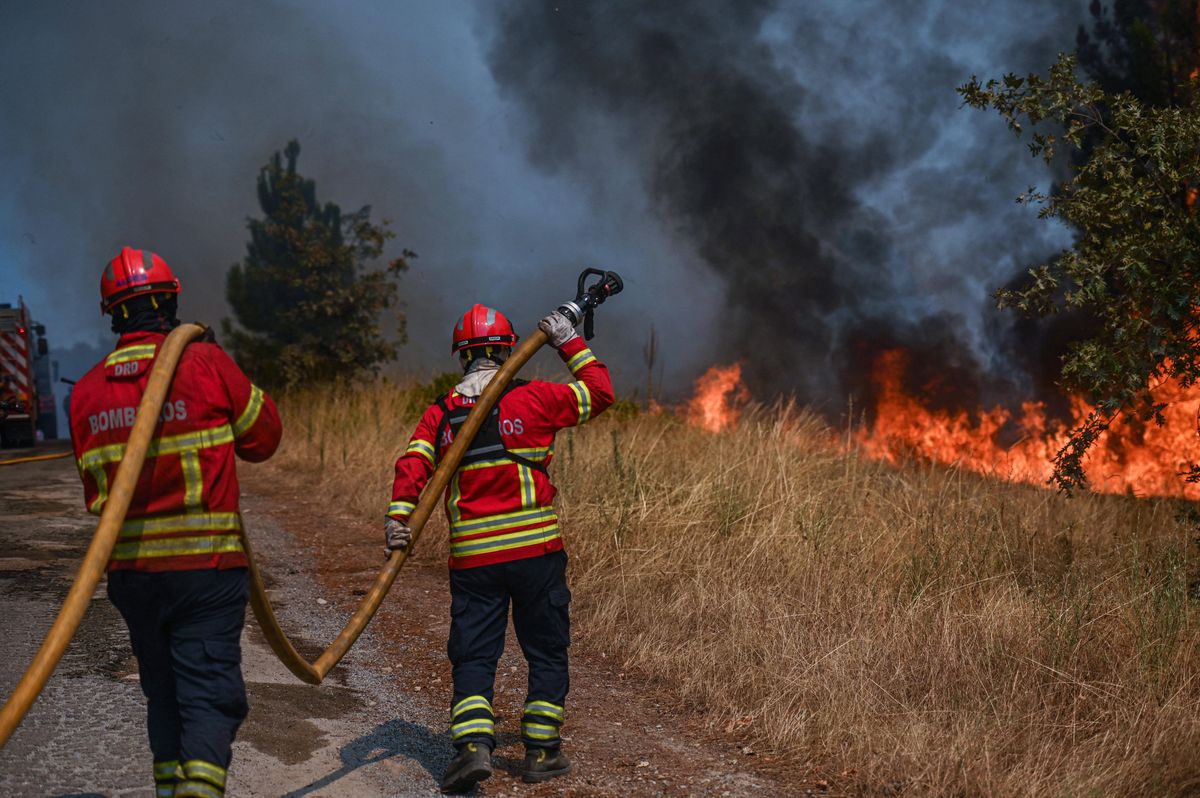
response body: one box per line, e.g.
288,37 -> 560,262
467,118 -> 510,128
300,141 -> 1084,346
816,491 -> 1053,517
3,1 -> 1095,432
486,1 -> 1089,413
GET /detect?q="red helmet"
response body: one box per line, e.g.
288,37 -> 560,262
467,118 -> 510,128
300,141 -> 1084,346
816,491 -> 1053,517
451,304 -> 517,354
100,246 -> 181,314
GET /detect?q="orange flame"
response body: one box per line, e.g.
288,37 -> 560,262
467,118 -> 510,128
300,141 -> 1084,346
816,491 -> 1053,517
686,363 -> 750,433
856,349 -> 1200,498
680,350 -> 1200,498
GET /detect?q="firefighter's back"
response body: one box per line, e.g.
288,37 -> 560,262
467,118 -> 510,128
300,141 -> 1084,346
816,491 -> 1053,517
70,330 -> 279,572
64,246 -> 284,798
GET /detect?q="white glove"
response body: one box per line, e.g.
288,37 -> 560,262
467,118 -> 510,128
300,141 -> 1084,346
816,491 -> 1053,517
384,518 -> 412,553
539,311 -> 579,349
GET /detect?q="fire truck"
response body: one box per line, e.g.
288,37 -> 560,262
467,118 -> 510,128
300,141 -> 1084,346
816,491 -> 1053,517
0,299 -> 55,447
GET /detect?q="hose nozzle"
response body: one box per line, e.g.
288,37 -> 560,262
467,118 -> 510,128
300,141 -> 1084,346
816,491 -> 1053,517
557,269 -> 624,340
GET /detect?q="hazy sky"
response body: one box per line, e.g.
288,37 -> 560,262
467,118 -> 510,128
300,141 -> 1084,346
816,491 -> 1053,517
0,1 -> 1086,413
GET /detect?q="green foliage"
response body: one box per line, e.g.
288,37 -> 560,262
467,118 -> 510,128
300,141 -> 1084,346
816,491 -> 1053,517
223,140 -> 415,389
959,55 -> 1200,491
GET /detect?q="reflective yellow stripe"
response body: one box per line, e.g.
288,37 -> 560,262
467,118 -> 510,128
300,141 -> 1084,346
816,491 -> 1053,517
111,533 -> 244,561
388,500 -> 416,517
509,447 -> 545,510
105,344 -> 157,367
448,472 -> 463,526
450,526 -> 560,558
233,384 -> 264,438
452,695 -> 493,718
518,464 -> 535,508
450,507 -> 558,538
406,438 -> 436,465
183,760 -> 227,789
119,511 -> 242,540
154,425 -> 235,457
566,348 -> 596,375
451,718 -> 495,740
174,782 -> 222,798
524,701 -> 564,721
86,464 -> 109,515
78,441 -> 126,470
79,424 -> 235,469
509,446 -> 551,462
460,457 -> 518,472
521,721 -> 561,740
181,450 -> 203,507
79,425 -> 233,516
455,449 -> 550,471
569,382 -> 592,424
154,760 -> 182,781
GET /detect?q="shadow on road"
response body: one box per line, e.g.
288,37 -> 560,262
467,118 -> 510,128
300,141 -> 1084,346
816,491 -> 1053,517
282,718 -> 451,797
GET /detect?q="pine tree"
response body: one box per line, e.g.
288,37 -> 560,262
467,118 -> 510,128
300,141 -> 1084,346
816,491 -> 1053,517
223,140 -> 414,389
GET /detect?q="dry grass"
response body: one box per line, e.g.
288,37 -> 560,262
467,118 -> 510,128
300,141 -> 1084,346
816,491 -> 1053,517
266,382 -> 1200,796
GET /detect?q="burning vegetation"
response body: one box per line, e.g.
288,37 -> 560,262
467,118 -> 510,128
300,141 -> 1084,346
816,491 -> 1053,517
684,364 -> 750,433
683,353 -> 1200,499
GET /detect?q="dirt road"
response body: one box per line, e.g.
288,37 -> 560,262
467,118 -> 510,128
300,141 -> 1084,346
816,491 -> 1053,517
0,446 -> 800,797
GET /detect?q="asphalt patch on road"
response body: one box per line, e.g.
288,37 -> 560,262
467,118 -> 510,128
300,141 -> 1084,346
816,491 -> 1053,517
0,541 -> 83,602
241,681 -> 365,765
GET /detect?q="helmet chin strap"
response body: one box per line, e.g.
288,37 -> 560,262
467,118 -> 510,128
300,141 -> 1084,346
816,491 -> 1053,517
460,346 -> 510,373
110,294 -> 181,335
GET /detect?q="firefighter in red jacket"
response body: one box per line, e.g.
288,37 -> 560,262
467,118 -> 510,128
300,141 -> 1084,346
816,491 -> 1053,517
69,247 -> 282,798
386,304 -> 613,792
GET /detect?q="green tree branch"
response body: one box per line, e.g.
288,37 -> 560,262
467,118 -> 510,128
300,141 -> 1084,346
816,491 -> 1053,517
960,54 -> 1200,491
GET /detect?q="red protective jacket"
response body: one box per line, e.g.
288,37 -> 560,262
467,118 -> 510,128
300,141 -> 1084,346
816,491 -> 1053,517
69,331 -> 282,572
390,336 -> 613,569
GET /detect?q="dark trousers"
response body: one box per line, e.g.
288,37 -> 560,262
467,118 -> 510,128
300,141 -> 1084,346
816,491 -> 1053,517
448,551 -> 571,750
107,567 -> 249,785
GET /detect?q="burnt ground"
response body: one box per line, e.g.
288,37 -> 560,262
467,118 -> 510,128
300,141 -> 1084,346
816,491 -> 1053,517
0,445 -> 831,796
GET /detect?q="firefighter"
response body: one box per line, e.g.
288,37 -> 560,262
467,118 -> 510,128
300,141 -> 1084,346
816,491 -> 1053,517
386,304 -> 613,792
69,247 -> 282,798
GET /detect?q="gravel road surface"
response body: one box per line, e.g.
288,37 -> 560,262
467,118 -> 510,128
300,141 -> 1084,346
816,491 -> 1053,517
0,444 -> 801,797
0,445 -> 445,797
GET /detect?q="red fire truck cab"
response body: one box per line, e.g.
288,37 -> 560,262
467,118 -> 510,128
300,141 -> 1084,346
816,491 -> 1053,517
0,299 -> 53,448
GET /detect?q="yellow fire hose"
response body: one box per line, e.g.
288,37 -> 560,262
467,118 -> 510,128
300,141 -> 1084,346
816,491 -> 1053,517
0,323 -> 205,748
248,326 -> 553,685
0,322 -> 553,745
0,452 -> 74,467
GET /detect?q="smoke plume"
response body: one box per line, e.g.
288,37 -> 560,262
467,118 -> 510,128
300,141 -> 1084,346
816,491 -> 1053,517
485,0 -> 1089,412
3,1 -> 1094,428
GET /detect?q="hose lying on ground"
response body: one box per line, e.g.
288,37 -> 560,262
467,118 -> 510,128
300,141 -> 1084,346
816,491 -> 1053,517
0,323 -> 552,745
0,452 -> 74,467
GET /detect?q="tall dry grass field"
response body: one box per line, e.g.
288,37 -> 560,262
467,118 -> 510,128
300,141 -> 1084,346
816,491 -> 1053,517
267,382 -> 1200,796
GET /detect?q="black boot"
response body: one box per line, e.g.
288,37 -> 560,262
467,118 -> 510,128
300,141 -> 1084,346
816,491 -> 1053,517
522,747 -> 572,784
440,742 -> 493,793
